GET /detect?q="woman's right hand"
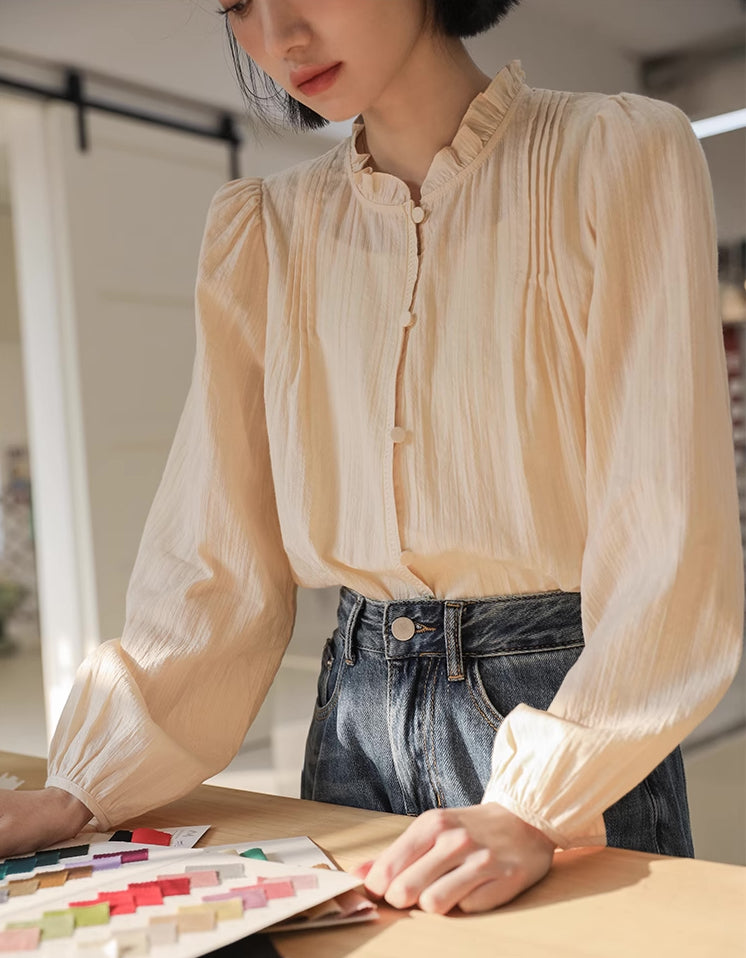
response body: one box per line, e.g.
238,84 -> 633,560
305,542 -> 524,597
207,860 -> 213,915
0,787 -> 92,858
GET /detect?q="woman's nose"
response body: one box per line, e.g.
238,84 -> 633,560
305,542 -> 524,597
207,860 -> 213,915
257,0 -> 312,59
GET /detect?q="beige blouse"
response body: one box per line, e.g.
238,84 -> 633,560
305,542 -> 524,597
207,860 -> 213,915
47,60 -> 744,848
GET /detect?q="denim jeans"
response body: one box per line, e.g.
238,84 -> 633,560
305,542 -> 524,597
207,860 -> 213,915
301,586 -> 694,856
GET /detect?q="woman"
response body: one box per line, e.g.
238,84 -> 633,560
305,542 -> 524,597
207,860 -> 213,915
1,0 -> 742,916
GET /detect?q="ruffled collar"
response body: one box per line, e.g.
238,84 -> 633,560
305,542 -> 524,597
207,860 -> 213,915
348,59 -> 526,206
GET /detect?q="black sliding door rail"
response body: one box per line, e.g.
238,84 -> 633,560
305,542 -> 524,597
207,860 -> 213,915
0,69 -> 242,180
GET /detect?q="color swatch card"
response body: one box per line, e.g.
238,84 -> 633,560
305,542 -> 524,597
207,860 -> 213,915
0,841 -> 365,956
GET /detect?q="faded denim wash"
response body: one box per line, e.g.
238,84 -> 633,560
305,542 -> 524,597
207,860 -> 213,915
301,586 -> 694,857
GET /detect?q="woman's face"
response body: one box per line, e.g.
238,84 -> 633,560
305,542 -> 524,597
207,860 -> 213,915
220,0 -> 430,122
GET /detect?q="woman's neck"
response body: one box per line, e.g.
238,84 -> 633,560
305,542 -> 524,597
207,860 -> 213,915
359,37 -> 492,203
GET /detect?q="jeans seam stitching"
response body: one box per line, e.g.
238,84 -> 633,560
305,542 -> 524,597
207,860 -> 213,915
387,659 -> 409,815
466,662 -> 503,731
474,642 -> 585,658
425,659 -> 443,808
642,776 -> 663,856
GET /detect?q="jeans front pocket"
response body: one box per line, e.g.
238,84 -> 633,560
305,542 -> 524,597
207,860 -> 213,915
466,641 -> 585,731
313,629 -> 347,721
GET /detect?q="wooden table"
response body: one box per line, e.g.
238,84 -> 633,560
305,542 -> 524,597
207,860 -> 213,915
2,752 -> 745,957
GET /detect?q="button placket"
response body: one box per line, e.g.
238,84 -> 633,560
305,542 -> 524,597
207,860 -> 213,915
382,202 -> 428,589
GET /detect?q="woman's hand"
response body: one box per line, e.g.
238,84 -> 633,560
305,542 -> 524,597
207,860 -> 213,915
358,803 -> 555,915
0,788 -> 92,858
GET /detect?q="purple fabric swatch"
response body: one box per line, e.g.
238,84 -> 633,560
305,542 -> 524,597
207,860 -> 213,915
205,888 -> 267,909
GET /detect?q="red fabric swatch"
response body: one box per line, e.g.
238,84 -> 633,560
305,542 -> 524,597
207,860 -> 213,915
131,828 -> 172,847
126,883 -> 164,906
155,876 -> 191,896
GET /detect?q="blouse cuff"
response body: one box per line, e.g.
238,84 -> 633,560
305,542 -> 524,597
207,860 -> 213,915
45,775 -> 113,832
480,784 -> 607,850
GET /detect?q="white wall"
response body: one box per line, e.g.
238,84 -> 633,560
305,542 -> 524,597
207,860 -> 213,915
0,207 -> 25,447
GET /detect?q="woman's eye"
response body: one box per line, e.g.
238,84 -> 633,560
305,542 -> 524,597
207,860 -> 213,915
217,1 -> 252,19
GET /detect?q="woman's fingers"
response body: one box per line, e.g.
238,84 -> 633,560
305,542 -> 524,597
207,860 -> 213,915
382,824 -> 480,908
363,803 -> 555,914
363,808 -> 459,898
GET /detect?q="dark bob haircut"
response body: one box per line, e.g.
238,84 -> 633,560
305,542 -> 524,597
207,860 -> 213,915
225,0 -> 521,133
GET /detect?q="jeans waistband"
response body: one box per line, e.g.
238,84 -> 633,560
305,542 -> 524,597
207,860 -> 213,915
336,586 -> 583,679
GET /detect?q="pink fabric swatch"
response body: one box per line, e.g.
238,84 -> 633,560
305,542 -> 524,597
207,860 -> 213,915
182,870 -> 219,888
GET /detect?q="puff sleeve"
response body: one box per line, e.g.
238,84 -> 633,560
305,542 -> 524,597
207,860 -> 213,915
482,95 -> 744,846
47,179 -> 297,827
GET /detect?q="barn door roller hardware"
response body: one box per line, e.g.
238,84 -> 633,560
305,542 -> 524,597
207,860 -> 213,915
0,67 -> 243,180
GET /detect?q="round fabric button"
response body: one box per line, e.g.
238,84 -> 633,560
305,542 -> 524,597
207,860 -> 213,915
390,426 -> 407,443
411,206 -> 426,224
391,616 -> 416,641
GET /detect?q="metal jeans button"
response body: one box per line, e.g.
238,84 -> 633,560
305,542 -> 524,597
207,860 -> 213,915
391,616 -> 416,641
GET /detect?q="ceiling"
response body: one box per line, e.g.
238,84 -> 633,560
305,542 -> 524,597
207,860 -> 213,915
526,0 -> 744,57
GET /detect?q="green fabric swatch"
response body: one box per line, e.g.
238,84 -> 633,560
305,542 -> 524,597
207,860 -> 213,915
240,848 -> 268,861
56,844 -> 89,860
41,913 -> 75,939
71,902 -> 110,927
35,851 -> 61,868
4,857 -> 36,875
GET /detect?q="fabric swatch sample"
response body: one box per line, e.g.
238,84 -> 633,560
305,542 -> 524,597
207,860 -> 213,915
7,878 -> 40,897
212,863 -> 244,881
4,856 -> 37,875
91,891 -> 137,916
216,887 -> 267,909
240,848 -> 268,861
127,883 -> 164,907
70,903 -> 111,926
66,865 -> 94,880
181,869 -> 219,888
120,849 -> 149,864
0,927 -> 41,951
34,851 -> 62,868
56,845 -> 89,860
37,870 -> 68,888
156,876 -> 191,896
206,898 -> 243,921
131,828 -> 172,847
122,848 -> 148,865
92,857 -> 121,872
40,911 -> 76,939
109,831 -> 133,843
287,875 -> 319,891
176,909 -> 216,933
254,881 -> 294,900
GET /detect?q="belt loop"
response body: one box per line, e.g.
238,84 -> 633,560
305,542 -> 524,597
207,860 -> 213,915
444,601 -> 464,681
343,592 -> 364,665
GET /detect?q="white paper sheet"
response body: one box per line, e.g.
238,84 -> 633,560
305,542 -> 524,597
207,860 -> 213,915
0,842 -> 363,956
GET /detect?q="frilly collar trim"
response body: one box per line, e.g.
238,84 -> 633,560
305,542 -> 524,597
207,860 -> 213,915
348,59 -> 526,205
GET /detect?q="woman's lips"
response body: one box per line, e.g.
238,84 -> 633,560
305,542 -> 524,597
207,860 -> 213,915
295,62 -> 343,96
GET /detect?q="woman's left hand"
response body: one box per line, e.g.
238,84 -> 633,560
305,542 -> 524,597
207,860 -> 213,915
357,803 -> 556,915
